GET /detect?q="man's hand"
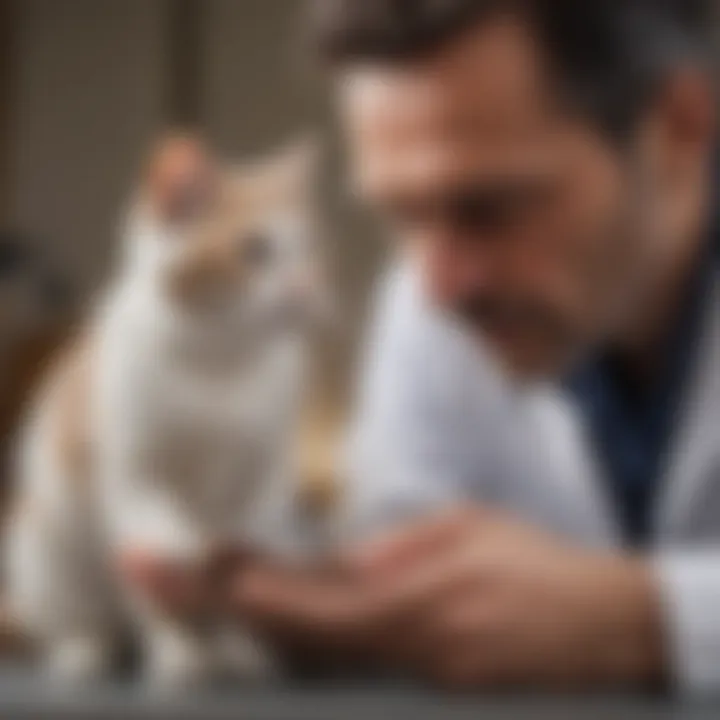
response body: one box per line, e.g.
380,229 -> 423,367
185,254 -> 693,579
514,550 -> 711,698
124,508 -> 667,689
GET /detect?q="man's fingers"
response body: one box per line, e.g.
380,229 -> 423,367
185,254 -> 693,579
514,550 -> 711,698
368,533 -> 491,624
120,551 -> 213,618
231,518 -> 490,655
233,563 -> 372,647
350,507 -> 482,577
120,551 -> 186,600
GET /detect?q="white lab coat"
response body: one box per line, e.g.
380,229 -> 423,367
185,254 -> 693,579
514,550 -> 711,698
345,261 -> 720,695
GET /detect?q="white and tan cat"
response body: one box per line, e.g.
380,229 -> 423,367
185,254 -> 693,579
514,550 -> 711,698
5,134 -> 332,688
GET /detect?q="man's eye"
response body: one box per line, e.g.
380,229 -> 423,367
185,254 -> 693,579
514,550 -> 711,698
242,232 -> 273,267
450,195 -> 521,233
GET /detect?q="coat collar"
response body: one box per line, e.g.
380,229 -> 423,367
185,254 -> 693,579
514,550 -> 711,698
657,270 -> 720,538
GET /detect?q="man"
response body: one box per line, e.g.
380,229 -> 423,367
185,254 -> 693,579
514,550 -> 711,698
129,0 -> 720,693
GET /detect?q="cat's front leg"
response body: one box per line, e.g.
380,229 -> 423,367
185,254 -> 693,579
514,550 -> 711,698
45,635 -> 118,687
107,482 -> 217,690
143,618 -> 217,691
129,566 -> 219,691
215,625 -> 278,683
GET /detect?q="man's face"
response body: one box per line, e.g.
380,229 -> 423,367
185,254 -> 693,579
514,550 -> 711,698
339,17 -> 661,378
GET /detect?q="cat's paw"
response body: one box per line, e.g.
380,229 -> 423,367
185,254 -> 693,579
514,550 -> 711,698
145,628 -> 215,692
218,631 -> 278,683
45,637 -> 116,687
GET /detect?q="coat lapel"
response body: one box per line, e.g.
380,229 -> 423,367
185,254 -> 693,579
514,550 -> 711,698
657,272 -> 720,539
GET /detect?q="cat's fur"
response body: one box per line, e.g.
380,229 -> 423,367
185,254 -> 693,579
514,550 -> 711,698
5,135 -> 332,688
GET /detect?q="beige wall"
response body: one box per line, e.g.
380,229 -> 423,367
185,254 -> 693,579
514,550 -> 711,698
0,1 -> 13,223
10,0 -> 170,290
200,0 -> 317,154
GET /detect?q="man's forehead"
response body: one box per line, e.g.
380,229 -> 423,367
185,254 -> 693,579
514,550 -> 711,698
340,17 -> 550,127
344,96 -> 574,203
354,139 -> 571,204
336,16 -> 567,198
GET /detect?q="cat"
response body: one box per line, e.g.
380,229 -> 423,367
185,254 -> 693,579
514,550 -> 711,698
4,133 -> 333,689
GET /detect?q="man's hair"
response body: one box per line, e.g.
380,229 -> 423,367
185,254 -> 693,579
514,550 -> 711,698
311,0 -> 713,140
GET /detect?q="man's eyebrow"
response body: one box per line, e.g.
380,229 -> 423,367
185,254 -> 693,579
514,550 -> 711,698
438,176 -> 559,205
372,174 -> 561,215
449,173 -> 559,193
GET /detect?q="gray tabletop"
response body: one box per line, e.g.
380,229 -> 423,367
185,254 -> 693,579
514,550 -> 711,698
0,668 -> 716,720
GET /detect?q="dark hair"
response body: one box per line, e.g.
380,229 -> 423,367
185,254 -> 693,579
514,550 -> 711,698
312,0 -> 713,140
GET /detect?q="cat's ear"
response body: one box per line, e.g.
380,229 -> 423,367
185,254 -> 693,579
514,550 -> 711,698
144,132 -> 218,225
276,135 -> 321,185
251,134 -> 322,201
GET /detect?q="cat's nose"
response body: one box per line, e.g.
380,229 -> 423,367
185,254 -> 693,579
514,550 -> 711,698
241,232 -> 273,267
285,269 -> 321,307
285,271 -> 335,328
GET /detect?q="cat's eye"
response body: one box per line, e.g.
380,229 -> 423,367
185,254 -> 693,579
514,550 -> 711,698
242,232 -> 273,267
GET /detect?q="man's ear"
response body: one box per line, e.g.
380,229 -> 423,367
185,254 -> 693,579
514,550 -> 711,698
144,132 -> 219,225
656,68 -> 716,180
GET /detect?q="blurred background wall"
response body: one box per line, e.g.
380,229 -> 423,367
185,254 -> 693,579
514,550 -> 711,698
0,0 -> 385,411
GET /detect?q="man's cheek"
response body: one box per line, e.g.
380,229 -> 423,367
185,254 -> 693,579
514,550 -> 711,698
522,226 -> 606,330
421,250 -> 483,312
415,241 -> 459,308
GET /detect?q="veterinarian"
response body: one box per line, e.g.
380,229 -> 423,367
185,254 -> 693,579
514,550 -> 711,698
128,0 -> 720,694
